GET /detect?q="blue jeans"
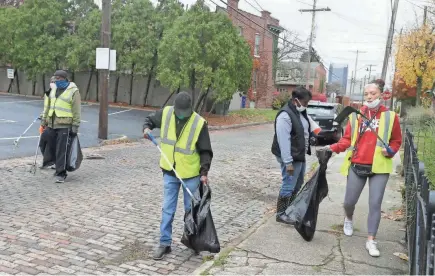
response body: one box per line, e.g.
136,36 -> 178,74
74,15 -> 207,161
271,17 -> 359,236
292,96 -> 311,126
160,173 -> 200,246
278,159 -> 306,197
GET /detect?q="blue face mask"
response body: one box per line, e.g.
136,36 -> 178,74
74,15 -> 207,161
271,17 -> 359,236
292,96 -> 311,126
55,80 -> 69,89
176,115 -> 185,120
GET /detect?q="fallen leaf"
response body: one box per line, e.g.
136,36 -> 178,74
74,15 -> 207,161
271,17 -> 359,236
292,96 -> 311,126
394,252 -> 409,261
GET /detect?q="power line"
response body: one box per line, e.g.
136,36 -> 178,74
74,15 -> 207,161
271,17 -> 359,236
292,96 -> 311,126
294,0 -> 312,7
210,0 -> 308,51
252,0 -> 264,10
243,0 -> 261,12
404,0 -> 435,15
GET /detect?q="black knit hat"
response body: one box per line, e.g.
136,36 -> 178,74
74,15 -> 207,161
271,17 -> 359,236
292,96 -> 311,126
54,70 -> 68,79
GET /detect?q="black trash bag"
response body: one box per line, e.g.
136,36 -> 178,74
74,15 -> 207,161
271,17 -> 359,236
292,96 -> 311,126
181,184 -> 221,253
66,135 -> 83,172
285,150 -> 332,241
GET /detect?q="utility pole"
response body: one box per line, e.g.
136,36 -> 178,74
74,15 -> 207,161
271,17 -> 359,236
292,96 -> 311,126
381,0 -> 399,81
424,6 -> 428,25
361,76 -> 367,103
350,50 -> 367,95
366,64 -> 376,82
390,27 -> 403,110
299,2 -> 331,89
98,0 -> 111,140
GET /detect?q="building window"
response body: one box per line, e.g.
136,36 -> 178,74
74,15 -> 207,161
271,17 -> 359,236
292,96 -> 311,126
254,33 -> 260,57
253,70 -> 257,91
278,88 -> 287,93
238,26 -> 243,36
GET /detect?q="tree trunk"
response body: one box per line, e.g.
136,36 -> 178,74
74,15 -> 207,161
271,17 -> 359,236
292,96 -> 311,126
416,76 -> 423,106
85,68 -> 94,101
96,70 -> 99,102
129,63 -> 135,106
194,85 -> 211,112
113,75 -> 120,103
200,87 -> 211,114
71,71 -> 75,82
161,86 -> 181,108
143,64 -> 155,106
208,99 -> 218,116
7,78 -> 13,93
42,74 -> 46,93
190,69 -> 196,103
15,70 -> 20,94
32,80 -> 36,96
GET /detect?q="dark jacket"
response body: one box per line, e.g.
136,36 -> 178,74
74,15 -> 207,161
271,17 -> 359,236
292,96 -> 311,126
271,102 -> 311,162
143,108 -> 213,177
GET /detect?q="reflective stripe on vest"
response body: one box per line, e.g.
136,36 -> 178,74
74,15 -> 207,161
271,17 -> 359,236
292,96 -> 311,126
160,106 -> 201,155
340,110 -> 395,176
159,106 -> 206,179
48,88 -> 74,117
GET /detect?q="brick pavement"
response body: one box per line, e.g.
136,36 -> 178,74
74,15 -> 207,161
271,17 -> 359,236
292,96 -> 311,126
0,125 -> 316,275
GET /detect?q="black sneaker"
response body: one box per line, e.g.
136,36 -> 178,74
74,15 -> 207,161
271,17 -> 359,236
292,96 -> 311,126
152,246 -> 171,260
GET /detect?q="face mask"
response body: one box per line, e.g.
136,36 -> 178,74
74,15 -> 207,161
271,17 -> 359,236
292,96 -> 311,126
55,80 -> 69,89
176,115 -> 185,120
295,98 -> 307,112
364,98 -> 380,109
49,83 -> 56,89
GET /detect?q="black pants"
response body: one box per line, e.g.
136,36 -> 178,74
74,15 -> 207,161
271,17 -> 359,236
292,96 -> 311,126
44,128 -> 70,177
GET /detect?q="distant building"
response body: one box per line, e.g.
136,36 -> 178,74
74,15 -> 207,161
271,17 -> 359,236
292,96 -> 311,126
217,0 -> 283,108
328,64 -> 348,94
275,61 -> 327,100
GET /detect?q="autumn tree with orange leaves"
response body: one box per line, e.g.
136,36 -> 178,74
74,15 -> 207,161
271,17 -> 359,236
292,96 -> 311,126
395,24 -> 435,105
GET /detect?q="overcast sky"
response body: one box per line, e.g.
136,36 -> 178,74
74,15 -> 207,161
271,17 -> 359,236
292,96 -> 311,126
105,0 -> 431,87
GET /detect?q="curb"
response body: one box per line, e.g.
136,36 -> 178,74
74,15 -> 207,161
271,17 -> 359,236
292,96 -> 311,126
98,134 -> 129,146
192,162 -> 320,275
208,121 -> 273,131
0,92 -> 43,99
191,213 -> 273,275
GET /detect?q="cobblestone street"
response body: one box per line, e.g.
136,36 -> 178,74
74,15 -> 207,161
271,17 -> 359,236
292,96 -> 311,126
0,125 -> 315,275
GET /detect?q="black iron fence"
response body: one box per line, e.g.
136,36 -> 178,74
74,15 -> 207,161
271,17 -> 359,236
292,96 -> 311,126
404,129 -> 435,275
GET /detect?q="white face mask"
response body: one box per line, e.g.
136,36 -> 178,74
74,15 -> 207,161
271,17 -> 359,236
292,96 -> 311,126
295,99 -> 306,112
50,83 -> 56,89
364,98 -> 381,109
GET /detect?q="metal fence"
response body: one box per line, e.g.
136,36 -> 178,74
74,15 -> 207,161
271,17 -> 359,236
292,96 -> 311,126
404,129 -> 435,275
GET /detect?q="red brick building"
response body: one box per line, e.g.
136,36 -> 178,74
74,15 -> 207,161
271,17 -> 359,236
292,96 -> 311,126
275,61 -> 327,100
217,0 -> 283,108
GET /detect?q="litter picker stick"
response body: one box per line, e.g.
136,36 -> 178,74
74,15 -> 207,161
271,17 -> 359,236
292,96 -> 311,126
147,133 -> 195,199
13,116 -> 40,149
334,106 -> 394,155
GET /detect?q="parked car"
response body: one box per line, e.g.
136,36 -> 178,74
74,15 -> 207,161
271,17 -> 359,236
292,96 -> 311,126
307,101 -> 346,144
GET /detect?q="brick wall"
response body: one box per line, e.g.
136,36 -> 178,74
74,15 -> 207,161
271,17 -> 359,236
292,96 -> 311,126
227,0 -> 280,108
312,64 -> 327,97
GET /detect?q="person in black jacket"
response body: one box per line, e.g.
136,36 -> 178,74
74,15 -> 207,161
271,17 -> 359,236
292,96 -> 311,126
271,86 -> 313,224
143,92 -> 213,260
39,76 -> 56,169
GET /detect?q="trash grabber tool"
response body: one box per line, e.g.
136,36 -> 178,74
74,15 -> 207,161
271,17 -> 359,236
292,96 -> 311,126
147,133 -> 195,199
30,134 -> 42,174
13,116 -> 40,149
334,106 -> 394,155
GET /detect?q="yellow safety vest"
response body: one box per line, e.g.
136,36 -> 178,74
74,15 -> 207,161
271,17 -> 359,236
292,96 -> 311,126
47,86 -> 76,118
340,110 -> 396,176
159,106 -> 206,179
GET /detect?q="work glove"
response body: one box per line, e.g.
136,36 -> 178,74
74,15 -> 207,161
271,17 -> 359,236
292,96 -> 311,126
381,147 -> 395,158
39,126 -> 45,135
143,128 -> 151,140
286,163 -> 294,176
309,136 -> 317,146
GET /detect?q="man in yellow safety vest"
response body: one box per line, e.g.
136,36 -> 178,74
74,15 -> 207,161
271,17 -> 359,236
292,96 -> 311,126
40,70 -> 81,183
143,91 -> 213,260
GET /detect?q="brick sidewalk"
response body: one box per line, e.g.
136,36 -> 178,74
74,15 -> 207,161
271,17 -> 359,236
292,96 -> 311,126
0,125 -> 315,275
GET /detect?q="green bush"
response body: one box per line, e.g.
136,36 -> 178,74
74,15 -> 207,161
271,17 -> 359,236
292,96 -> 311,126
272,93 -> 290,110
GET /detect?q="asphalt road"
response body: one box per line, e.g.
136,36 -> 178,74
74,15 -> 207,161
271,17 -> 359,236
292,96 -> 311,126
0,94 -> 156,160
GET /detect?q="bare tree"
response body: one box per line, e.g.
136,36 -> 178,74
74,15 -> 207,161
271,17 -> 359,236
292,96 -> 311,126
277,30 -> 306,62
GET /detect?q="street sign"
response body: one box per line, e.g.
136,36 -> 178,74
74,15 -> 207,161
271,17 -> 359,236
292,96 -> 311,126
95,48 -> 116,71
383,91 -> 392,100
7,69 -> 14,79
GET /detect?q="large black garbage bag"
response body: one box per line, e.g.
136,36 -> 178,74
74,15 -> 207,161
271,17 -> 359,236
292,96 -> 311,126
66,135 -> 83,172
285,150 -> 332,241
181,184 -> 221,253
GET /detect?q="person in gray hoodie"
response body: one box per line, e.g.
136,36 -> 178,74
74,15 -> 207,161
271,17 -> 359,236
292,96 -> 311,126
271,86 -> 313,224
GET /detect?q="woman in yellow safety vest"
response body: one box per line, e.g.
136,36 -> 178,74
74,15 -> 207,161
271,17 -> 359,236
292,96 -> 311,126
321,79 -> 402,257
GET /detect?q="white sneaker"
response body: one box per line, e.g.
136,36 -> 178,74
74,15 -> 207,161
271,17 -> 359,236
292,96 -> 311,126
343,217 -> 353,236
366,240 -> 380,257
